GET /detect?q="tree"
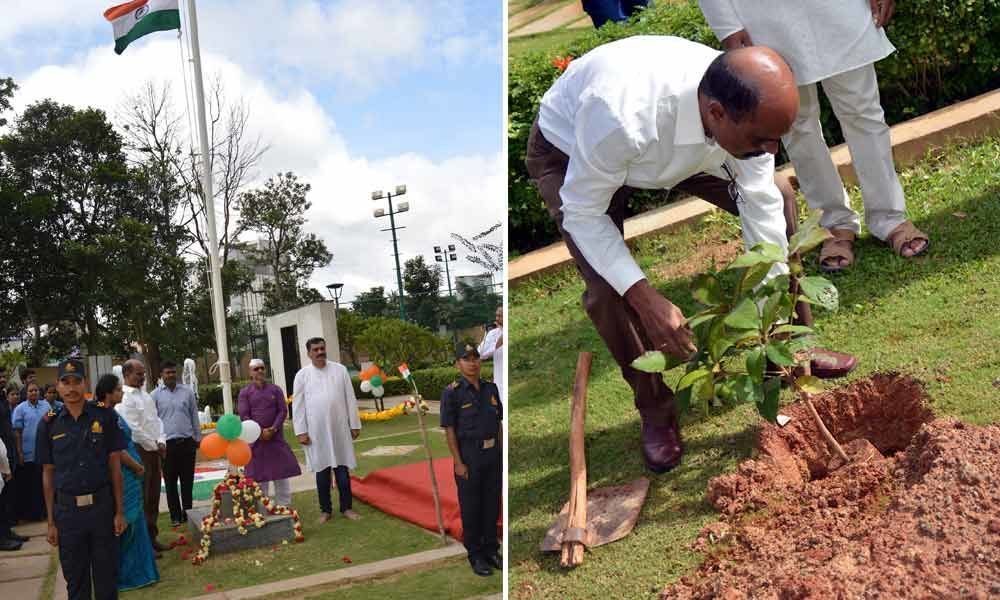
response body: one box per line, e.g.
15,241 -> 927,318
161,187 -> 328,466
237,171 -> 332,315
356,318 -> 449,370
335,310 -> 367,370
453,280 -> 501,330
403,256 -> 444,330
0,78 -> 16,127
452,221 -> 503,284
352,286 -> 392,318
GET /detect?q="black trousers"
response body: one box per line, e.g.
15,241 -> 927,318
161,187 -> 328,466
163,437 -> 197,523
0,475 -> 15,536
15,462 -> 44,521
56,490 -> 119,600
316,466 -> 352,515
455,439 -> 502,563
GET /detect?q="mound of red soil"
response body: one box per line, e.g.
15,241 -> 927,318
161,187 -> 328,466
663,373 -> 1000,599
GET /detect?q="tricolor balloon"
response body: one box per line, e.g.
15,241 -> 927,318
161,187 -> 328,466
199,412 -> 259,467
359,365 -> 388,398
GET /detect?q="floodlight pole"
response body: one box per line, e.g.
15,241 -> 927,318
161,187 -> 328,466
373,186 -> 408,321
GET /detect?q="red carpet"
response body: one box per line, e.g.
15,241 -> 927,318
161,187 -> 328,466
352,458 -> 500,542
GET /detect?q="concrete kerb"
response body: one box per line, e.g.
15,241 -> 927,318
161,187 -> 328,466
509,87 -> 1000,286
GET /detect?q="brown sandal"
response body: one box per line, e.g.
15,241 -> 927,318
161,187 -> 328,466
887,221 -> 930,258
818,229 -> 856,273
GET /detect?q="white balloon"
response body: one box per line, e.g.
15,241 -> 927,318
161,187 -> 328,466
239,420 -> 262,444
372,386 -> 385,398
360,380 -> 372,393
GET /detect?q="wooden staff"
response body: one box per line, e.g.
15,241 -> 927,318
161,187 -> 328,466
414,394 -> 447,542
561,352 -> 592,568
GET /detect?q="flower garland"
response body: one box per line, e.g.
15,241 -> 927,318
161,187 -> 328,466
359,402 -> 407,422
192,473 -> 304,565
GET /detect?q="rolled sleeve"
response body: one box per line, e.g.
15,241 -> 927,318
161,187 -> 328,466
440,391 -> 457,429
559,96 -> 645,296
698,0 -> 745,42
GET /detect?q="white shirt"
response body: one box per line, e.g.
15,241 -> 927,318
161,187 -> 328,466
538,36 -> 788,296
116,384 -> 166,452
478,326 -> 505,400
0,439 -> 9,495
292,361 -> 362,472
698,0 -> 895,86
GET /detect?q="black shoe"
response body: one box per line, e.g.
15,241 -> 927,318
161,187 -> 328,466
8,533 -> 29,543
471,558 -> 493,577
0,538 -> 22,551
485,552 -> 502,570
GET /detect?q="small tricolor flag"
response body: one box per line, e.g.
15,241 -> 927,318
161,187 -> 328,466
398,363 -> 412,381
104,0 -> 180,55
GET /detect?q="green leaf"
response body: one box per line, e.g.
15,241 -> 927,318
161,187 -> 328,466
795,375 -> 824,395
765,340 -> 796,366
788,226 -> 833,256
695,377 -> 714,414
674,385 -> 692,413
676,367 -> 711,391
745,346 -> 766,383
758,377 -> 782,422
749,242 -> 786,262
739,262 -> 773,295
730,374 -> 757,404
724,297 -> 761,330
761,290 -> 783,332
631,351 -> 667,373
771,324 -> 814,336
687,311 -> 721,330
726,250 -> 779,271
691,273 -> 724,306
800,276 -> 839,311
710,330 -> 746,362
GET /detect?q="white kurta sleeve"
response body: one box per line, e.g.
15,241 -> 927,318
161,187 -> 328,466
478,328 -> 499,360
559,95 -> 645,296
291,370 -> 308,436
707,155 -> 790,280
343,365 -> 361,431
698,0 -> 745,42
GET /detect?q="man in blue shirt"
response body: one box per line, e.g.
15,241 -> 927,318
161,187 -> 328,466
12,382 -> 51,521
151,361 -> 201,527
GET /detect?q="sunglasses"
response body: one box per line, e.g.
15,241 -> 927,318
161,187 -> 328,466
251,366 -> 265,371
720,162 -> 745,207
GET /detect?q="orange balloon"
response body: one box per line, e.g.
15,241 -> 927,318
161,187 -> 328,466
200,433 -> 228,459
227,439 -> 252,467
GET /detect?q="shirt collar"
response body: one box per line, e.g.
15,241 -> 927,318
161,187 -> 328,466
673,75 -> 709,146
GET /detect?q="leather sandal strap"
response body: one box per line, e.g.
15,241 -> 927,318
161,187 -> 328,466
819,229 -> 856,265
887,221 -> 929,256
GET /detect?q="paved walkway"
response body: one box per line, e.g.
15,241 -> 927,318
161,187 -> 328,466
0,521 -> 50,599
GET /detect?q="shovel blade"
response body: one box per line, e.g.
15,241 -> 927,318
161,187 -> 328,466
540,478 -> 650,552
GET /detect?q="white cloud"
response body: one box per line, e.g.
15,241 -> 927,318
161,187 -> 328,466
9,37 -> 504,306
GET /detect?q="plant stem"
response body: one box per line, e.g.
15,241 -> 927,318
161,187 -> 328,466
783,364 -> 849,464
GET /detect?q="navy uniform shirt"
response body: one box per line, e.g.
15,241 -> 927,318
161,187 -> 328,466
440,378 -> 502,441
35,402 -> 126,496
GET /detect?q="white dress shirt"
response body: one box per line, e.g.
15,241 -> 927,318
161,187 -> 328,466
538,35 -> 789,296
478,326 -> 505,400
291,361 -> 361,472
117,384 -> 166,452
698,0 -> 895,86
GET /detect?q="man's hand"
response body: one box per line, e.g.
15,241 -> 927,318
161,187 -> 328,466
113,512 -> 126,536
496,334 -> 503,349
17,454 -> 24,466
624,280 -> 695,360
47,523 -> 58,547
869,0 -> 895,27
350,429 -> 360,440
454,462 -> 469,479
133,464 -> 145,477
157,442 -> 166,459
1,472 -> 10,482
722,29 -> 752,51
297,433 -> 311,446
261,428 -> 275,441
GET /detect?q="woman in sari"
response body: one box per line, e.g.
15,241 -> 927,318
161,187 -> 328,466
95,374 -> 160,591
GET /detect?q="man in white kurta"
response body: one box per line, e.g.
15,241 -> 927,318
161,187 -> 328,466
699,0 -> 929,271
292,337 -> 362,523
477,307 -> 505,400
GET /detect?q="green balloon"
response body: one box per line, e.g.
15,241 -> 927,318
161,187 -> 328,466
370,375 -> 383,388
217,413 -> 242,441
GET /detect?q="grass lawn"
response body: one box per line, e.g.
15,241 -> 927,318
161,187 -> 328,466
118,490 -> 443,600
508,137 -> 1000,599
299,557 -> 501,600
510,28 -> 590,58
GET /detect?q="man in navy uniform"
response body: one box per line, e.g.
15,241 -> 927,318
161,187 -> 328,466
440,343 -> 502,577
37,359 -> 126,600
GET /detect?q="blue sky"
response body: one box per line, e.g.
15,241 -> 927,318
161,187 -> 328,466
1,0 -> 505,303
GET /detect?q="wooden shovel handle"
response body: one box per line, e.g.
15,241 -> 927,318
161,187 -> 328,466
561,352 -> 592,567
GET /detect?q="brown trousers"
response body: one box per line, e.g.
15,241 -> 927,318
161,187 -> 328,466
138,447 -> 162,543
525,121 -> 805,423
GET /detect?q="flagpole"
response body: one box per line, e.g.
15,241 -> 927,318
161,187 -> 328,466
185,0 -> 233,415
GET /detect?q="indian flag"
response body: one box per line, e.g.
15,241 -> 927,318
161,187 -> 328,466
398,363 -> 412,381
104,0 -> 180,55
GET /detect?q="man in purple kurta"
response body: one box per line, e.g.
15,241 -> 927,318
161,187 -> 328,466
237,359 -> 301,506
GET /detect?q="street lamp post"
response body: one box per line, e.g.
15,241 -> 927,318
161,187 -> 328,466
325,282 -> 344,312
372,185 -> 409,321
433,244 -> 458,298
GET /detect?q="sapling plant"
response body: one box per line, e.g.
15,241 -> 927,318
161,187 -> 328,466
632,210 -> 849,463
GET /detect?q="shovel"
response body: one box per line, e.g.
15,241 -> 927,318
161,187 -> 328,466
540,352 -> 650,567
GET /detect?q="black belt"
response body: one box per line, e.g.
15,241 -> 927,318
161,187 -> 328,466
460,436 -> 498,450
57,484 -> 111,509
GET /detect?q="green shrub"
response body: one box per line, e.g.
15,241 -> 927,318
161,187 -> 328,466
356,317 -> 450,369
508,0 -> 1000,255
197,381 -> 250,416
351,364 -> 494,404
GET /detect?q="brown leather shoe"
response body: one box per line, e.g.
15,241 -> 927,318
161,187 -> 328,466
810,347 -> 858,379
640,419 -> 683,474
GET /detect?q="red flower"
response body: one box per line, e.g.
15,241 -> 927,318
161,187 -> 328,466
180,550 -> 191,560
177,535 -> 188,545
204,584 -> 215,592
552,55 -> 573,72
342,556 -> 352,564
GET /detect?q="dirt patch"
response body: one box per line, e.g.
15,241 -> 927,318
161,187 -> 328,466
653,237 -> 742,282
664,373 -> 1000,598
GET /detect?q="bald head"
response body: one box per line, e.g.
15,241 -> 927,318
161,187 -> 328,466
698,46 -> 799,159
122,359 -> 146,387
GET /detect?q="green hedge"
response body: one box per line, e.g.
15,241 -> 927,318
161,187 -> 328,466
508,0 -> 1000,255
196,366 -> 495,414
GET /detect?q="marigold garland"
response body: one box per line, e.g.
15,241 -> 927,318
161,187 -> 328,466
192,473 -> 304,565
359,402 -> 407,422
